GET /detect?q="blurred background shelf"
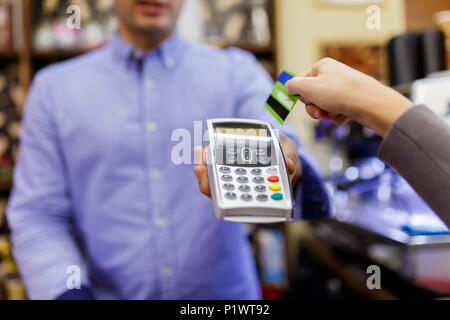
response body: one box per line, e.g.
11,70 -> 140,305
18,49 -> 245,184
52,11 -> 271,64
207,41 -> 274,54
31,48 -> 93,60
0,180 -> 12,194
392,82 -> 413,96
0,49 -> 19,59
0,0 -> 280,191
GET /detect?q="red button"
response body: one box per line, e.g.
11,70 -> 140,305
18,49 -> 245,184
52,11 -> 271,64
268,176 -> 279,183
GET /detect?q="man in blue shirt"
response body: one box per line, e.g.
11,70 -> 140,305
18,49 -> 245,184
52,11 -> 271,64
6,0 -> 329,300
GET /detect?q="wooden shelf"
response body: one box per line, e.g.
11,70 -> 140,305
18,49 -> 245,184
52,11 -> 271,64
0,180 -> 12,193
0,49 -> 19,59
233,43 -> 274,55
32,48 -> 94,60
207,41 -> 274,55
30,42 -> 273,61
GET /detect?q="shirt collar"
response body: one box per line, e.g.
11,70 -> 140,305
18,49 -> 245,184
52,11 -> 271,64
110,31 -> 186,69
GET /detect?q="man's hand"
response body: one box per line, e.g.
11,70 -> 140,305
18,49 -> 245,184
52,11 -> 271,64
193,134 -> 303,198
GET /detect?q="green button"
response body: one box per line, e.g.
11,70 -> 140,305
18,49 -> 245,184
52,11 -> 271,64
271,193 -> 283,201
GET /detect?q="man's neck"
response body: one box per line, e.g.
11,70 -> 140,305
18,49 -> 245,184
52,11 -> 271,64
118,27 -> 174,52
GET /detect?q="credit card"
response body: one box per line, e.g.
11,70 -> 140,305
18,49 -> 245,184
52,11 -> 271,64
265,70 -> 299,124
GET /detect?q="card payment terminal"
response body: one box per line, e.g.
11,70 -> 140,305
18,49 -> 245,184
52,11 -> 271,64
205,119 -> 294,224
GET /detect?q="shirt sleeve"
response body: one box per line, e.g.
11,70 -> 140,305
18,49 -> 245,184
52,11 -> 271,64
378,105 -> 450,226
227,48 -> 330,220
6,71 -> 90,300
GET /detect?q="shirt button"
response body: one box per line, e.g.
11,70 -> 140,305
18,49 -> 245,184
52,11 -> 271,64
161,266 -> 171,276
145,79 -> 155,88
155,217 -> 167,227
146,121 -> 158,132
133,51 -> 144,60
165,57 -> 175,68
150,168 -> 162,178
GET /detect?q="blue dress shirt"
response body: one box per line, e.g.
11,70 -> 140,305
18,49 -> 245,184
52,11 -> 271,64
6,33 -> 329,300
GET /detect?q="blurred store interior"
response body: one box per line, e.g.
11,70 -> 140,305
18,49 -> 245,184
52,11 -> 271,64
0,0 -> 450,300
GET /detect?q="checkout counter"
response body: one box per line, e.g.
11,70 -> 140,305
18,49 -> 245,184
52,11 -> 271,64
291,154 -> 450,300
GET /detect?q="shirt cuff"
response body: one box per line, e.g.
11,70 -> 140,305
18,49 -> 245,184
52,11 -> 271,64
377,104 -> 450,221
56,286 -> 95,300
378,105 -> 424,162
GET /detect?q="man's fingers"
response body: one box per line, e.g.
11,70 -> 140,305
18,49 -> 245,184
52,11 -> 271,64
286,156 -> 303,185
286,158 -> 296,175
194,146 -> 211,198
194,164 -> 211,198
194,146 -> 204,165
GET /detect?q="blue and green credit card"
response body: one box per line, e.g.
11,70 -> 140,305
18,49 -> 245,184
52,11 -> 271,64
265,70 -> 299,124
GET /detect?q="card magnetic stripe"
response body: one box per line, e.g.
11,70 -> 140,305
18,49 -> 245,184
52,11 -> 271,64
266,95 -> 290,121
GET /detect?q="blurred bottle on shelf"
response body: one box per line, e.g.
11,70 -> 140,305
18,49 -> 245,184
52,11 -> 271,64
421,29 -> 447,76
256,228 -> 287,300
202,0 -> 272,46
0,236 -> 27,300
434,10 -> 450,66
0,1 -> 13,50
248,0 -> 271,46
0,63 -> 21,178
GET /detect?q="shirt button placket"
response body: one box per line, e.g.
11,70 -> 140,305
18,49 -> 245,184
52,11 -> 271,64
144,62 -> 175,299
145,78 -> 155,89
143,70 -> 166,297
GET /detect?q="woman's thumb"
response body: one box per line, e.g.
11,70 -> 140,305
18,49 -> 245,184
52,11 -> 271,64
285,76 -> 317,99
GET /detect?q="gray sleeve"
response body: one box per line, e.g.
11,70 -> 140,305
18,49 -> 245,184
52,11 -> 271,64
378,105 -> 450,226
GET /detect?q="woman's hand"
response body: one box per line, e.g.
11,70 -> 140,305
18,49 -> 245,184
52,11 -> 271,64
285,58 -> 414,137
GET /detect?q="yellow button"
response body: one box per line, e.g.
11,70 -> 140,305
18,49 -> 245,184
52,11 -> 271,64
270,184 -> 281,192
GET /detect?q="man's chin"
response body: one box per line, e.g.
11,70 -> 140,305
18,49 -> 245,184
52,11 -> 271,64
134,20 -> 173,35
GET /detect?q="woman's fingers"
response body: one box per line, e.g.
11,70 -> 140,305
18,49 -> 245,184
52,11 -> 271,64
333,115 -> 351,125
306,104 -> 328,119
285,76 -> 319,98
306,104 -> 351,124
